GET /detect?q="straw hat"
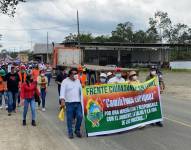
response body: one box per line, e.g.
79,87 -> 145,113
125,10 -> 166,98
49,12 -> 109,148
129,71 -> 137,77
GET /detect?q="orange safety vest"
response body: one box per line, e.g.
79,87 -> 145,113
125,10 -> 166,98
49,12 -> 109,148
32,69 -> 40,81
78,73 -> 87,87
18,72 -> 27,83
0,76 -> 5,92
18,72 -> 27,89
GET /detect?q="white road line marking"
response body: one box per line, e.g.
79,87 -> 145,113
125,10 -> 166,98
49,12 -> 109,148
164,117 -> 191,128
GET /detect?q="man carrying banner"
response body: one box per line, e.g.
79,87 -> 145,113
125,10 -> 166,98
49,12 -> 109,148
108,67 -> 125,83
146,66 -> 164,127
127,71 -> 140,84
60,68 -> 83,139
96,73 -> 107,85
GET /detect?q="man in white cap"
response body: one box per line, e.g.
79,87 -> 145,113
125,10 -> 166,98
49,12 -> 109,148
96,73 -> 107,85
108,68 -> 125,83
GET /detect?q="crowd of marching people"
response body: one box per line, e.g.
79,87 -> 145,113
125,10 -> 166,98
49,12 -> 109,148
0,61 -> 165,139
0,62 -> 51,126
57,65 -> 165,139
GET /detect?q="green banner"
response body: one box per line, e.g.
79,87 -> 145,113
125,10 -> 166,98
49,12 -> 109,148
83,77 -> 163,136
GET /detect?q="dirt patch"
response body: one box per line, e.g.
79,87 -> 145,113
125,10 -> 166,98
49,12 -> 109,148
0,109 -> 64,150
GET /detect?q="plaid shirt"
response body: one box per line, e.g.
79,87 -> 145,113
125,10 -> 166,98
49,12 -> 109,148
21,82 -> 39,99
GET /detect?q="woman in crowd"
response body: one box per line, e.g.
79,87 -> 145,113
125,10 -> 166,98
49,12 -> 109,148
21,74 -> 39,126
127,71 -> 140,84
37,70 -> 48,112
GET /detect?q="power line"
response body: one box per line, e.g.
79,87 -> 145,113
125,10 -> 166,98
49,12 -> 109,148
0,24 -> 77,31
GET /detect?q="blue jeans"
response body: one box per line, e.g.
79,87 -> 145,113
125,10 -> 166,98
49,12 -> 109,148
7,91 -> 18,113
46,74 -> 51,86
40,88 -> 46,108
0,91 -> 8,106
23,98 -> 36,121
65,102 -> 83,135
3,91 -> 8,106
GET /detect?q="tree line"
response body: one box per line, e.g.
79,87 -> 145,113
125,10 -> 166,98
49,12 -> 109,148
64,11 -> 191,44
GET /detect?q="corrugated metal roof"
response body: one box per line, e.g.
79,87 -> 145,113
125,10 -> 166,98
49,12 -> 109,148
33,43 -> 53,54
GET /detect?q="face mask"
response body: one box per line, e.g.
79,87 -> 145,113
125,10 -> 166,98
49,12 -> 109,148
132,75 -> 138,81
74,74 -> 78,80
115,73 -> 121,78
150,71 -> 156,76
100,78 -> 106,83
41,73 -> 45,77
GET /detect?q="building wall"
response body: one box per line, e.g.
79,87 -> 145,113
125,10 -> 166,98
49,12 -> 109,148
84,48 -> 169,67
131,49 -> 160,63
18,54 -> 29,63
34,54 -> 52,63
84,50 -> 118,66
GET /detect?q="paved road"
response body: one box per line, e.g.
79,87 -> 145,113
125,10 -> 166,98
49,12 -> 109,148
39,76 -> 191,150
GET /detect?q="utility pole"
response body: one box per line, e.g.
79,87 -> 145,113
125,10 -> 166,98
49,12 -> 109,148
46,32 -> 49,63
77,10 -> 80,45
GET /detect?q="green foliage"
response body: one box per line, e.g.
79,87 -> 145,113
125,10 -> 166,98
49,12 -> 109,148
94,35 -> 110,43
0,0 -> 26,16
9,51 -> 18,58
111,22 -> 134,42
64,10 -> 191,46
64,33 -> 93,43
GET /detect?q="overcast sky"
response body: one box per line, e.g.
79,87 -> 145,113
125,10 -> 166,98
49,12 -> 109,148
0,0 -> 190,51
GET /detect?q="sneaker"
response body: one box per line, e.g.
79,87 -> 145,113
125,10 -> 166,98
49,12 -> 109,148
42,108 -> 46,112
68,134 -> 74,139
8,113 -> 11,116
23,120 -> 26,126
74,131 -> 82,138
0,106 -> 3,109
31,120 -> 36,126
5,105 -> 8,109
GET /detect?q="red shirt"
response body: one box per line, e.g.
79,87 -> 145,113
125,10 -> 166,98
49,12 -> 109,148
21,82 -> 39,99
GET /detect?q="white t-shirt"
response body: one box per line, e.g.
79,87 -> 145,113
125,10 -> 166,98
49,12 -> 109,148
108,76 -> 125,83
60,77 -> 83,103
8,64 -> 12,73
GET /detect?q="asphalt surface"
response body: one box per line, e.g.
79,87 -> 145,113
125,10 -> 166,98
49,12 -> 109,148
39,73 -> 191,150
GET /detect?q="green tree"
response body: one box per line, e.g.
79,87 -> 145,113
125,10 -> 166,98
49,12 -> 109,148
93,35 -> 110,42
79,33 -> 93,42
64,33 -> 94,43
171,23 -> 189,43
148,11 -> 172,42
64,33 -> 77,42
133,30 -> 147,43
110,22 -> 134,42
0,0 -> 26,16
